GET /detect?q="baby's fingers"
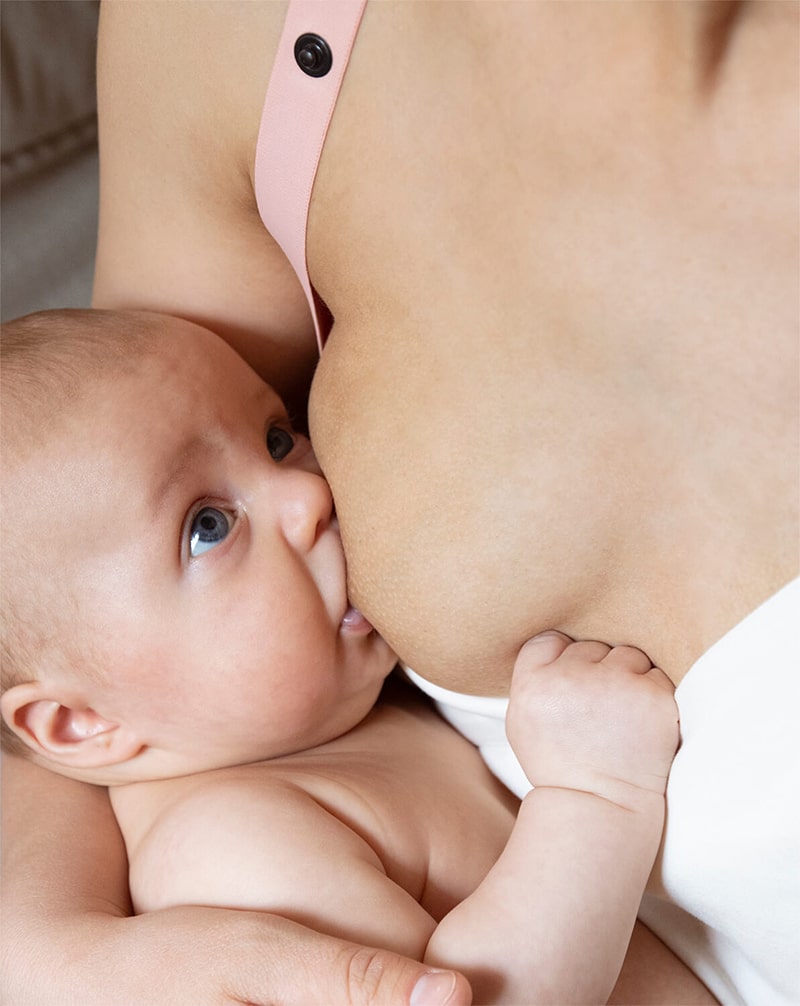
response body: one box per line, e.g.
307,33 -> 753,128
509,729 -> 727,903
599,644 -> 654,676
514,630 -> 575,670
641,665 -> 677,694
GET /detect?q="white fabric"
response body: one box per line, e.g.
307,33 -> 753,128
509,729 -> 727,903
404,577 -> 800,1006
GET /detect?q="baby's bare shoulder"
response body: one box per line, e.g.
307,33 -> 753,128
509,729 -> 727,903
121,764 -> 382,915
120,748 -> 440,955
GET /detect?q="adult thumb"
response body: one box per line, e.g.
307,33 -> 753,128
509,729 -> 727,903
342,947 -> 471,1005
215,910 -> 473,1006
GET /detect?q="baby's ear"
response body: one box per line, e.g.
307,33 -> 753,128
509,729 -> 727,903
0,682 -> 142,770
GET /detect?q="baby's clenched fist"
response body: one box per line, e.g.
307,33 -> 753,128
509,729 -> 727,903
506,631 -> 679,808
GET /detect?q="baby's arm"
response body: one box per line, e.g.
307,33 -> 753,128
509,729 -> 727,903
424,632 -> 680,1003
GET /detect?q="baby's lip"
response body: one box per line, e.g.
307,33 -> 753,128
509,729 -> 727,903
340,605 -> 374,635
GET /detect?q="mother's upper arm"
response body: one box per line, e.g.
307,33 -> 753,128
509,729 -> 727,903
93,0 -> 318,412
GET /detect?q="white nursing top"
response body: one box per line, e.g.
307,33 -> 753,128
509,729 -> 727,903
404,577 -> 800,1006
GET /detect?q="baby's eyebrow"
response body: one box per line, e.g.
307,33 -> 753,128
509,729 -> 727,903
252,381 -> 284,419
151,434 -> 219,514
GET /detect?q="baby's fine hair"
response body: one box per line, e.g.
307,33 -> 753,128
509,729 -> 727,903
1,308 -> 165,460
0,308 -> 166,755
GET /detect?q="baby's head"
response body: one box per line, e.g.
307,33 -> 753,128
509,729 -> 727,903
1,309 -> 394,785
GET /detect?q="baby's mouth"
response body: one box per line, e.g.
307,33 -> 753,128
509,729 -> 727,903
340,605 -> 374,635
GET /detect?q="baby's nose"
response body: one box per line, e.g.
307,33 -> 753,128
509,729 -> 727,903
276,469 -> 334,552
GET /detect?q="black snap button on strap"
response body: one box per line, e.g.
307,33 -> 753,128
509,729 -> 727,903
294,33 -> 333,77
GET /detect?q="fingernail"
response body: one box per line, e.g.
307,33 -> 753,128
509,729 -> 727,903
410,969 -> 457,1006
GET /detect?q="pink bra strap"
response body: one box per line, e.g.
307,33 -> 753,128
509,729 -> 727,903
255,0 -> 367,349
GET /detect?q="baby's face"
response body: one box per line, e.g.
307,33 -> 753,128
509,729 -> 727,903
15,319 -> 395,775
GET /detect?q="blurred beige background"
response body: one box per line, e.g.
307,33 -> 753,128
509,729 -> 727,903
1,0 -> 100,320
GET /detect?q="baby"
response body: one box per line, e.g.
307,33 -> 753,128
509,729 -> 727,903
1,308 -> 711,1003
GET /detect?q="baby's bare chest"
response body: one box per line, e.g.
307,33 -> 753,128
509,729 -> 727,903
277,702 -> 518,918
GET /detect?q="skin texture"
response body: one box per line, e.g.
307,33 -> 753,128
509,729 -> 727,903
3,1 -> 797,1003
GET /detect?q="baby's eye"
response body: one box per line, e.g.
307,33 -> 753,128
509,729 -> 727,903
188,506 -> 234,557
266,425 -> 295,461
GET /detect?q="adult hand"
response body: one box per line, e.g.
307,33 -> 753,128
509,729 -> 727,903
2,903 -> 470,1005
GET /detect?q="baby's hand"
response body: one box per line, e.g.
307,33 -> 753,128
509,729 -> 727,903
506,632 -> 679,806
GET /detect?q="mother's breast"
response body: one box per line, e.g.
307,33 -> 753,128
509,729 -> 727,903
308,304 -> 656,694
309,257 -> 798,694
